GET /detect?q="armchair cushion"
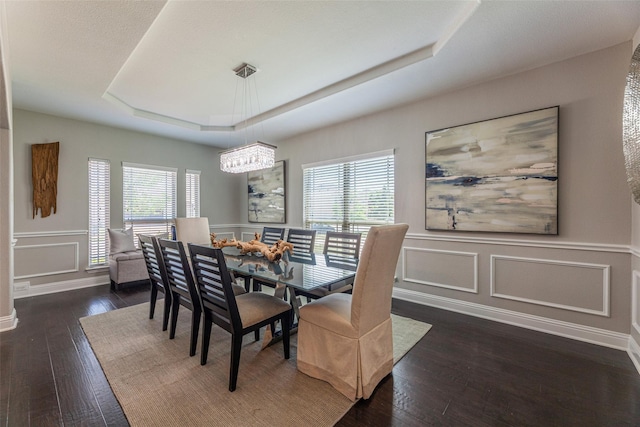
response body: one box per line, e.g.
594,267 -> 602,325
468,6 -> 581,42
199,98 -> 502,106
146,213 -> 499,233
108,228 -> 136,254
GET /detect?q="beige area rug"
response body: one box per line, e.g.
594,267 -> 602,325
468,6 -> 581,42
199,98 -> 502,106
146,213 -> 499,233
80,303 -> 431,427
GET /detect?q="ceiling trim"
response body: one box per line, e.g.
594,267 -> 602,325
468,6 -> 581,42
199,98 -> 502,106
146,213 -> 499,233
102,1 -> 481,134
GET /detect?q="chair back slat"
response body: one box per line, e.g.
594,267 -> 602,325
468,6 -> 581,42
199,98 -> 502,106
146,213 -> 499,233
158,239 -> 200,307
139,234 -> 166,289
323,231 -> 362,259
261,227 -> 285,246
286,229 -> 316,255
189,244 -> 242,333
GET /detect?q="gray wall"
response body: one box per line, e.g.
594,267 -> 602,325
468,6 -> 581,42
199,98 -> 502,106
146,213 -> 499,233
12,110 -> 244,289
628,28 -> 640,369
0,0 -> 15,329
264,42 -> 633,342
9,41 -> 638,353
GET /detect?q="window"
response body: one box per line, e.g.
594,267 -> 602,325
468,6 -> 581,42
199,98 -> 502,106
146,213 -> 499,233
88,158 -> 110,266
123,162 -> 177,242
303,150 -> 395,251
186,169 -> 201,218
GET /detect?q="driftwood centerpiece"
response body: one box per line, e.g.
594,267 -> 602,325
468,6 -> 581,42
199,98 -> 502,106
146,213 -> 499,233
210,233 -> 240,248
31,141 -> 59,218
213,232 -> 294,262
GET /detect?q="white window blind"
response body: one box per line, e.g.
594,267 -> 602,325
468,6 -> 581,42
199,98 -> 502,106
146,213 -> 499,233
303,151 -> 395,251
186,169 -> 201,218
88,158 -> 110,266
123,162 -> 177,242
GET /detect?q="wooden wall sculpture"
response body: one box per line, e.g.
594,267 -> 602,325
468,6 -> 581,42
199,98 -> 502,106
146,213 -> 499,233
31,141 -> 59,218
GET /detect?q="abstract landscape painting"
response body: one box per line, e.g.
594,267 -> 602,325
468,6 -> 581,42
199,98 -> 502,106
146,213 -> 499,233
248,160 -> 286,223
426,107 -> 558,234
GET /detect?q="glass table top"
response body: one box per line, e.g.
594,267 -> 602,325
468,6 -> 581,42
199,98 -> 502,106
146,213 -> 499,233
221,247 -> 357,292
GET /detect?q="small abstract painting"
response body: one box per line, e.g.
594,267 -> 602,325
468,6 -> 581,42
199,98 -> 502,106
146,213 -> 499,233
248,160 -> 286,223
426,107 -> 558,234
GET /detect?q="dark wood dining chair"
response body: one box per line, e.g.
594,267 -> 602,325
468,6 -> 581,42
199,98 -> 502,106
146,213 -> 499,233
260,227 -> 285,246
236,227 -> 285,292
253,228 -> 317,294
157,238 -> 202,357
286,228 -> 317,255
188,243 -> 292,392
295,231 -> 362,301
323,231 -> 362,258
138,234 -> 172,331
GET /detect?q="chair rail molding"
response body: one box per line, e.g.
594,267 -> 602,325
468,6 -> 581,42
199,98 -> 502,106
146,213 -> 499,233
405,232 -> 630,254
392,288 -> 628,350
14,230 -> 88,238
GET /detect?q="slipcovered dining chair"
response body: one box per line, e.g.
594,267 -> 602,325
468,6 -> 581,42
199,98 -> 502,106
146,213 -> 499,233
296,223 -> 409,401
138,234 -> 172,331
174,217 -> 211,256
188,243 -> 292,392
157,238 -> 202,357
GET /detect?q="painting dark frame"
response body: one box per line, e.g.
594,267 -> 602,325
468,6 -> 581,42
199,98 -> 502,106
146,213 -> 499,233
425,106 -> 559,234
248,160 -> 286,224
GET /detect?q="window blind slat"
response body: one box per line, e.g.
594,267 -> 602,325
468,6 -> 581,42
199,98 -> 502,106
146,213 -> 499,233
186,170 -> 201,218
123,164 -> 176,245
88,158 -> 110,266
303,153 -> 394,251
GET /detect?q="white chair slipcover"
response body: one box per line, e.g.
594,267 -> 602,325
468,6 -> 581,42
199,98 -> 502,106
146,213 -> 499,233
296,223 -> 409,401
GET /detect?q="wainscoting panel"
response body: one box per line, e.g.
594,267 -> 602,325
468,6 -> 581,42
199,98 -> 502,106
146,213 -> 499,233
14,242 -> 79,279
491,255 -> 610,317
402,247 -> 478,293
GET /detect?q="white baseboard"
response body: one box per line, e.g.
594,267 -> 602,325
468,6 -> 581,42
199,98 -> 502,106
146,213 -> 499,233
629,336 -> 640,375
13,275 -> 110,299
392,288 -> 629,350
0,308 -> 18,332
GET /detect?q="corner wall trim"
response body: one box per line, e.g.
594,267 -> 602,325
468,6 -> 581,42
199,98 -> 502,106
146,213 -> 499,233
392,288 -> 629,350
633,270 -> 640,336
0,308 -> 18,332
629,335 -> 640,375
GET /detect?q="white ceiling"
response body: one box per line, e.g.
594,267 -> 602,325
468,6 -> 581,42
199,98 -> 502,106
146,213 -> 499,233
4,0 -> 640,148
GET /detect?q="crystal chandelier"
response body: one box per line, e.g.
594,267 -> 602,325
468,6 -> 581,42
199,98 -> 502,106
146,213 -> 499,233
220,63 -> 276,174
220,141 -> 276,173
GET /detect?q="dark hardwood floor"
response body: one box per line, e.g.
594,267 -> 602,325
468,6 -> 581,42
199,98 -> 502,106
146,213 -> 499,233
1,284 -> 639,426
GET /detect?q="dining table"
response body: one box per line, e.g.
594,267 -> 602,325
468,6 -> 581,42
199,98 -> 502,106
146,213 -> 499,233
221,246 -> 358,344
